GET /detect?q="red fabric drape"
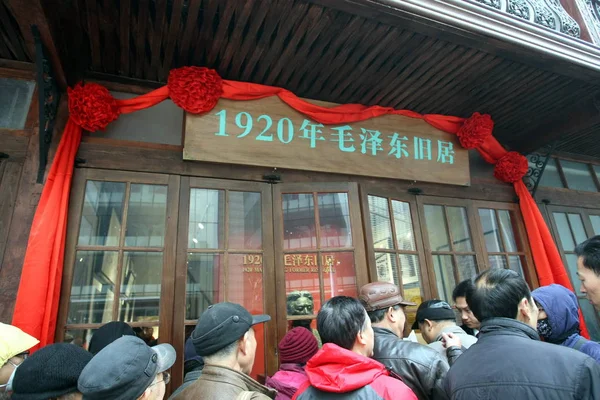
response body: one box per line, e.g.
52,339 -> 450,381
13,76 -> 587,347
12,87 -> 170,349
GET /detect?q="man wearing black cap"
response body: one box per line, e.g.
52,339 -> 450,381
175,302 -> 276,400
360,282 -> 460,400
412,300 -> 477,363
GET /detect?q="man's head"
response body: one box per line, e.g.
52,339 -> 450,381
0,323 -> 38,397
12,343 -> 92,400
317,296 -> 375,357
467,269 -> 538,329
453,279 -> 481,329
190,302 -> 270,374
78,336 -> 175,400
287,291 -> 315,316
88,321 -> 136,355
359,282 -> 416,339
575,235 -> 600,310
411,300 -> 457,343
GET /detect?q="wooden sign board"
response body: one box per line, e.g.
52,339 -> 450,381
184,97 -> 470,186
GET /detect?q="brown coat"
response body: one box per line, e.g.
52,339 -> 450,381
175,364 -> 276,400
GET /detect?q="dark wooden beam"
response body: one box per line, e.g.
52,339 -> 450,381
514,92 -> 600,153
5,0 -> 67,89
160,0 -> 183,79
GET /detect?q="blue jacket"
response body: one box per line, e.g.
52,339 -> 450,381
532,284 -> 600,362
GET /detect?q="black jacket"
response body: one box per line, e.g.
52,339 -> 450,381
372,327 -> 452,400
445,317 -> 600,400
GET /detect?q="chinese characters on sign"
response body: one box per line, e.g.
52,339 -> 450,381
184,97 -> 470,186
240,254 -> 337,273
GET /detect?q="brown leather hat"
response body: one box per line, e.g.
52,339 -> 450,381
359,282 -> 416,311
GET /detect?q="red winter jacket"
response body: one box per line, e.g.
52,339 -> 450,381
292,343 -> 417,400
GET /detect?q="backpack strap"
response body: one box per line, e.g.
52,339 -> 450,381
573,337 -> 589,351
236,391 -> 255,400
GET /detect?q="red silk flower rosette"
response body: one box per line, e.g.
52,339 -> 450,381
456,112 -> 494,149
68,82 -> 120,132
494,151 -> 529,183
168,66 -> 223,114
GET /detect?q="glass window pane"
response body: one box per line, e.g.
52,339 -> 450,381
433,255 -> 455,302
119,252 -> 163,323
579,299 -> 600,342
456,255 -> 477,281
565,254 -> 582,296
283,194 -> 317,250
498,210 -> 518,252
568,213 -> 588,245
479,209 -> 503,252
78,181 -> 126,246
0,78 -> 35,129
424,205 -> 451,252
63,328 -> 97,350
285,253 -> 320,317
561,160 -> 598,192
392,200 -> 416,251
489,255 -> 508,270
539,158 -> 564,188
68,251 -> 118,324
229,192 -> 262,250
591,215 -> 600,236
125,184 -> 167,247
553,212 -> 576,251
322,252 -> 357,300
368,196 -> 393,249
400,254 -> 423,305
375,252 -> 399,286
447,207 -> 473,252
189,189 -> 224,249
186,253 -> 221,320
318,193 -> 352,248
508,255 -> 525,276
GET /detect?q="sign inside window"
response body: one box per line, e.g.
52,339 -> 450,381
184,97 -> 470,186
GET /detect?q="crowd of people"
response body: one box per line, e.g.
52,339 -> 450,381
1,235 -> 600,399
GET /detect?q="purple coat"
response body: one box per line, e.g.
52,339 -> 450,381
532,284 -> 600,362
265,363 -> 308,400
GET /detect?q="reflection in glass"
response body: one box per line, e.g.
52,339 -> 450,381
489,255 -> 507,270
447,207 -> 473,252
369,196 -> 393,249
186,253 -> 221,320
561,160 -> 598,192
424,205 -> 450,251
64,328 -> 97,350
553,213 -> 575,251
318,193 -> 352,248
392,200 -> 416,251
227,254 -> 264,314
565,254 -> 581,295
283,194 -> 317,250
399,254 -> 422,304
285,252 -> 320,315
68,251 -> 118,324
568,214 -> 588,246
539,158 -> 564,188
189,189 -> 224,249
119,252 -> 163,322
78,181 -> 125,246
508,256 -> 525,276
125,184 -> 167,247
498,210 -> 518,252
456,255 -> 476,281
479,209 -> 502,253
375,252 -> 399,286
322,252 -> 357,301
433,255 -> 455,302
591,215 -> 600,235
229,192 -> 262,250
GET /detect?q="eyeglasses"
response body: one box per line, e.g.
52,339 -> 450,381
149,371 -> 170,388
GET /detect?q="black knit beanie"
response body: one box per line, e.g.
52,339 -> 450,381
88,321 -> 136,354
11,343 -> 93,400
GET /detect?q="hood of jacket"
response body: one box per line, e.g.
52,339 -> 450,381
531,284 -> 579,343
304,343 -> 388,393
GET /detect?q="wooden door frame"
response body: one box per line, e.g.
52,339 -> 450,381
56,168 -> 180,349
358,183 -> 432,300
172,177 -> 277,387
272,182 -> 368,351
